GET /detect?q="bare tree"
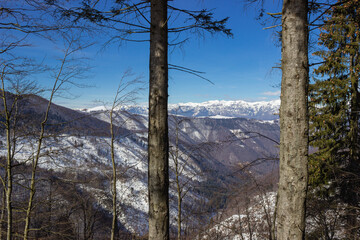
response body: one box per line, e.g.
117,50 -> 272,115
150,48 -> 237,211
169,115 -> 202,240
22,32 -> 91,239
169,116 -> 185,240
107,70 -> 142,240
0,2 -> 92,237
0,60 -> 45,240
0,65 -> 16,240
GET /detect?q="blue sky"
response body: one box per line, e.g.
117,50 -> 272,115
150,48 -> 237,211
33,0 -> 283,108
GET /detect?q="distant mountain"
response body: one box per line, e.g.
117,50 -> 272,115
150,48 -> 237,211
84,99 -> 280,120
168,99 -> 280,120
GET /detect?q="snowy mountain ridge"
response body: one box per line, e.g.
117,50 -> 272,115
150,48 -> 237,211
82,99 -> 281,120
172,99 -> 280,108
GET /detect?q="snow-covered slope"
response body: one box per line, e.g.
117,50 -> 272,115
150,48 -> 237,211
0,94 -> 280,237
83,99 -> 280,120
201,192 -> 277,240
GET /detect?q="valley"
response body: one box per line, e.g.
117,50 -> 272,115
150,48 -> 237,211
0,95 -> 280,238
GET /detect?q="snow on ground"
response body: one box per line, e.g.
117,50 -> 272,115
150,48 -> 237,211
200,192 -> 276,240
0,131 -> 206,235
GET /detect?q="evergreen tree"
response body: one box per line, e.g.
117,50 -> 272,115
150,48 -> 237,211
309,1 -> 360,238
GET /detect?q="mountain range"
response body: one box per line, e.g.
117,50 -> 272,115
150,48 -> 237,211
83,99 -> 281,120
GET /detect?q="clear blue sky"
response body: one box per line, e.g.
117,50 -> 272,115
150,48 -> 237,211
37,0 -> 283,108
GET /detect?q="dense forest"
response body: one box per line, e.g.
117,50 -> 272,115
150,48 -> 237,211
0,0 -> 359,239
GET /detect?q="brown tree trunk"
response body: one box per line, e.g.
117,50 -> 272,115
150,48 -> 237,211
148,0 -> 169,239
276,0 -> 309,239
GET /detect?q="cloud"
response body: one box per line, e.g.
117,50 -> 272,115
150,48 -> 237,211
262,90 -> 281,96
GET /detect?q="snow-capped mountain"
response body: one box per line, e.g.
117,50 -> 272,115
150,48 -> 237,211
83,99 -> 280,120
168,99 -> 280,120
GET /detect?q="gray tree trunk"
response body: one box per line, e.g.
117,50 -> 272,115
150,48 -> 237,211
148,0 -> 169,239
276,0 -> 309,239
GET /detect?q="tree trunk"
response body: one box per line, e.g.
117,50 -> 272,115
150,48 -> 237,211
6,124 -> 12,240
276,1 -> 309,239
148,0 -> 169,240
1,80 -> 13,240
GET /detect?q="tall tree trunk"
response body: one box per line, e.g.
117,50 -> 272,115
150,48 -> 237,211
148,0 -> 169,239
276,1 -> 309,239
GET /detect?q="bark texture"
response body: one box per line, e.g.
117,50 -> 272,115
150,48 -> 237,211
276,1 -> 309,239
148,0 -> 169,239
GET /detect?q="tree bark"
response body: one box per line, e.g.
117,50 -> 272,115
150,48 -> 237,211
148,0 -> 169,239
276,0 -> 309,239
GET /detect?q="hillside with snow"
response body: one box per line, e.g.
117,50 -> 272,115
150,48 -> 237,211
0,94 -> 280,237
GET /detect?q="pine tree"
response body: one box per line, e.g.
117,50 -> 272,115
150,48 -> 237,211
309,1 -> 360,238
